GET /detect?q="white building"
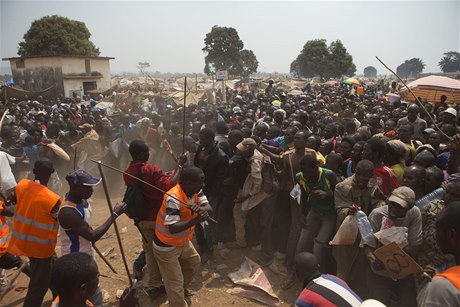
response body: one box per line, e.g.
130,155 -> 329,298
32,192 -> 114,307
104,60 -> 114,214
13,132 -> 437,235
2,55 -> 114,98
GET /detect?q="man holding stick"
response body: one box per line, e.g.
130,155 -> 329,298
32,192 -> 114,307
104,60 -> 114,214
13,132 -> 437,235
57,169 -> 126,306
123,140 -> 186,298
153,166 -> 211,307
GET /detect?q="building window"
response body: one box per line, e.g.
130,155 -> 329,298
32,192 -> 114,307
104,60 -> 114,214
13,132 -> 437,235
15,60 -> 25,69
85,59 -> 91,74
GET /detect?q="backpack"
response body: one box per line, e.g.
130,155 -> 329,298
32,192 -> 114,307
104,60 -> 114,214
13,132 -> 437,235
123,166 -> 148,221
261,155 -> 280,194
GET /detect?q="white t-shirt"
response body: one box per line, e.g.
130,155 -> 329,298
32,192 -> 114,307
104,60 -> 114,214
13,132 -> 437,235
0,151 -> 16,191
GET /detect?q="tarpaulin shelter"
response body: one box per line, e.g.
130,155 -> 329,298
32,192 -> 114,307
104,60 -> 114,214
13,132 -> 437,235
0,84 -> 55,101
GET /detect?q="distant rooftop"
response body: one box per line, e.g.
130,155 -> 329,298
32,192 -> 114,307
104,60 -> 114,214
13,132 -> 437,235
2,55 -> 115,61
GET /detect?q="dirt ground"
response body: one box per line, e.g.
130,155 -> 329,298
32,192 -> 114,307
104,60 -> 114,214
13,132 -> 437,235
2,189 -> 300,307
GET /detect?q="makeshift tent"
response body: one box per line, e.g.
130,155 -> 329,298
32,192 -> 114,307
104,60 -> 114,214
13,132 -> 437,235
0,84 -> 55,101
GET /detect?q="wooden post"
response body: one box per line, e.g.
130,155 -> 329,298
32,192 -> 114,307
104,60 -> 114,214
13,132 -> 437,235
182,76 -> 187,154
96,161 -> 133,286
222,80 -> 227,104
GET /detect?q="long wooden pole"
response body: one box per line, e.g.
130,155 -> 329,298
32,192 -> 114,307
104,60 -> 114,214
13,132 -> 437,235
96,161 -> 133,286
375,56 -> 451,140
182,76 -> 187,154
93,243 -> 118,274
91,159 -> 217,224
73,147 -> 78,170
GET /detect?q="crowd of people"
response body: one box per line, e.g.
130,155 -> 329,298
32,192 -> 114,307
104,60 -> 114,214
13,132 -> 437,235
0,79 -> 459,307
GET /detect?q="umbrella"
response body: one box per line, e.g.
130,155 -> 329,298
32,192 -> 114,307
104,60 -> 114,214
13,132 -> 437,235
288,89 -> 303,96
343,78 -> 360,85
400,75 -> 460,103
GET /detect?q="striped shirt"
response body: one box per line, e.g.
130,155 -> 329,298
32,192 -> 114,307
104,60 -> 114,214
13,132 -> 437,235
296,274 -> 362,307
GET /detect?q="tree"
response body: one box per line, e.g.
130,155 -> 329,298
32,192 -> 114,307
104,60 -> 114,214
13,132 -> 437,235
18,15 -> 100,57
290,39 -> 355,79
364,66 -> 377,78
202,26 -> 258,77
396,58 -> 425,78
439,51 -> 460,72
239,50 -> 258,78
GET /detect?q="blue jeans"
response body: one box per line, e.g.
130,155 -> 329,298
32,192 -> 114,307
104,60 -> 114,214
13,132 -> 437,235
88,284 -> 103,307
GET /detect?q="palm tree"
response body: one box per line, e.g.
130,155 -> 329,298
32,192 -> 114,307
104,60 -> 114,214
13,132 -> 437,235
439,51 -> 460,72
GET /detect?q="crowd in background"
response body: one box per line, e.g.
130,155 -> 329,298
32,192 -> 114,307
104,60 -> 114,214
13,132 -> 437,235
0,79 -> 460,307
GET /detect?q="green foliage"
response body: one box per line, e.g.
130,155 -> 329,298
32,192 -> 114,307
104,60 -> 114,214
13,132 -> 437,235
439,51 -> 460,73
363,66 -> 377,78
202,26 -> 258,77
18,15 -> 100,57
396,58 -> 425,78
290,39 -> 355,79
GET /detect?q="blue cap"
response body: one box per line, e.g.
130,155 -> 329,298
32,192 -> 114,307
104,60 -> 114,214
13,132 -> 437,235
66,170 -> 101,186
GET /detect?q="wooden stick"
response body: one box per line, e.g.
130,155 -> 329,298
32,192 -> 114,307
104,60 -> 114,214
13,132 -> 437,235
73,146 -> 78,170
162,139 -> 178,162
0,108 -> 9,137
93,243 -> 118,274
96,161 -> 133,286
183,76 -> 187,154
375,56 -> 451,140
91,159 -> 218,224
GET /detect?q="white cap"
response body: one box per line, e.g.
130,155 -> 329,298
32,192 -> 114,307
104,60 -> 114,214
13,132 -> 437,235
443,107 -> 457,118
359,299 -> 387,307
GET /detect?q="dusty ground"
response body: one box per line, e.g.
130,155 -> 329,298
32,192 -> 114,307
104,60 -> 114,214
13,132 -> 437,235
2,189 -> 300,307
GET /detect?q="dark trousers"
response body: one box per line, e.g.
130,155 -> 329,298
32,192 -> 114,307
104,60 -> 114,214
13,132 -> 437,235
296,210 -> 337,274
259,194 -> 277,259
272,191 -> 291,253
195,223 -> 213,255
368,271 -> 417,307
285,197 -> 302,270
24,257 -> 54,307
214,194 -> 236,243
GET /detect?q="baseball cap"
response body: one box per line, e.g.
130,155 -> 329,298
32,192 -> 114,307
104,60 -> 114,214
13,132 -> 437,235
236,138 -> 257,152
442,107 -> 457,118
388,187 -> 415,209
66,170 -> 101,186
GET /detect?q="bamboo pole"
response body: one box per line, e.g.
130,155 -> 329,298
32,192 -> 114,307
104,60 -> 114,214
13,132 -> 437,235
183,76 -> 187,154
91,159 -> 217,224
96,161 -> 133,286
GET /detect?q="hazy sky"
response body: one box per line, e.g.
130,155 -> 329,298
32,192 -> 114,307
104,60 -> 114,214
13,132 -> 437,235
1,0 -> 459,75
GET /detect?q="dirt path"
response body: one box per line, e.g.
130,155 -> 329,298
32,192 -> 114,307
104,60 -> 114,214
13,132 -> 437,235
2,191 -> 300,306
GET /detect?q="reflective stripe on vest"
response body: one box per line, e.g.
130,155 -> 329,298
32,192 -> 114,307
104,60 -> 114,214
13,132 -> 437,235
11,230 -> 57,245
155,184 -> 198,247
14,213 -> 59,231
156,211 -> 193,238
0,237 -> 7,244
8,179 -> 60,258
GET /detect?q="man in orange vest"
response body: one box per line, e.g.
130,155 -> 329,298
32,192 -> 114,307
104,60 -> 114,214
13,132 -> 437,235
422,201 -> 460,306
0,199 -> 30,289
153,166 -> 211,307
8,159 -> 61,307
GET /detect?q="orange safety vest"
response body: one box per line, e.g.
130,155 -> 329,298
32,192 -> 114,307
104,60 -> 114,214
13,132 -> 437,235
8,179 -> 60,259
155,184 -> 198,247
51,296 -> 94,306
0,201 -> 8,256
435,266 -> 460,291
